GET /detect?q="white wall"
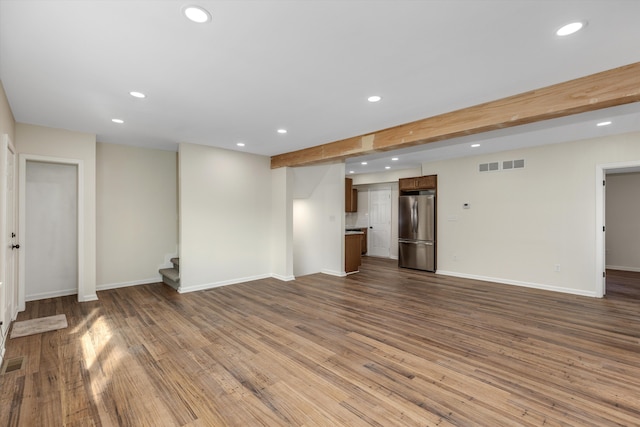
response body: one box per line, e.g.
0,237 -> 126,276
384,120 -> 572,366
178,143 -> 272,291
293,163 -> 345,277
271,166 -> 294,280
16,123 -> 97,302
605,172 -> 640,272
423,132 -> 640,296
96,143 -> 178,289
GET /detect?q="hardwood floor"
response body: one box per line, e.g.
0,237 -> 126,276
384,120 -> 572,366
2,260 -> 640,426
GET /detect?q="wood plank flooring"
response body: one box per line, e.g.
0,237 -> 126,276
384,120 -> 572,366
2,259 -> 640,426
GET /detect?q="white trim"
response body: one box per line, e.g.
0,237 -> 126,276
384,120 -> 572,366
19,154 -> 87,309
271,273 -> 295,282
596,159 -> 640,298
321,269 -> 347,277
606,265 -> 640,273
96,276 -> 162,291
436,270 -> 598,298
25,288 -> 77,302
178,273 -> 272,294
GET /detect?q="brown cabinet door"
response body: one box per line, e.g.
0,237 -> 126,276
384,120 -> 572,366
417,175 -> 436,190
400,175 -> 437,192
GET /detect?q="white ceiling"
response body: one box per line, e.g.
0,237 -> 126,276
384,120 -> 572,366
1,1 -> 639,174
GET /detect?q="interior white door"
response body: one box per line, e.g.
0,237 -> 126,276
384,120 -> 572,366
369,188 -> 392,257
1,136 -> 17,341
25,161 -> 78,301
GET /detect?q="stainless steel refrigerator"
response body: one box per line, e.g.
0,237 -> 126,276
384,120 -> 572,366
398,193 -> 435,271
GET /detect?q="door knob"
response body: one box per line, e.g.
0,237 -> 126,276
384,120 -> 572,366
11,244 -> 20,249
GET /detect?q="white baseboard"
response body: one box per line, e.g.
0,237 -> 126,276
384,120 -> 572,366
80,293 -> 99,302
272,273 -> 295,281
436,270 -> 598,298
321,269 -> 347,277
178,273 -> 272,294
25,289 -> 77,302
97,276 -> 162,291
606,265 -> 640,273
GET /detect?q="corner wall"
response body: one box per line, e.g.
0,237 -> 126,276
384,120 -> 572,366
423,132 -> 640,296
96,143 -> 178,288
178,143 -> 272,291
292,163 -> 345,277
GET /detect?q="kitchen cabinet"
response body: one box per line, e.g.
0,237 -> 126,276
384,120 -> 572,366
345,233 -> 362,273
345,178 -> 358,212
399,175 -> 437,192
360,228 -> 367,254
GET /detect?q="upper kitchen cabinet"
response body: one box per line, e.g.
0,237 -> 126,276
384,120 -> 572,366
345,178 -> 358,212
399,175 -> 437,193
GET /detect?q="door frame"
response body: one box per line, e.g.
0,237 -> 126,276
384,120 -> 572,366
18,154 -> 85,310
595,160 -> 640,297
0,134 -> 17,344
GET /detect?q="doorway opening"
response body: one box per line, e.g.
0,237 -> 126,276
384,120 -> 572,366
596,161 -> 640,297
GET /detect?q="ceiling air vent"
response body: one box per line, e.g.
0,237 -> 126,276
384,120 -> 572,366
514,159 -> 525,169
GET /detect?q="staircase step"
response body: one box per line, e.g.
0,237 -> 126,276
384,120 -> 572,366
159,267 -> 179,282
170,257 -> 179,266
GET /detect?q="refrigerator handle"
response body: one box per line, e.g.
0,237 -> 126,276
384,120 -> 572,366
412,200 -> 418,234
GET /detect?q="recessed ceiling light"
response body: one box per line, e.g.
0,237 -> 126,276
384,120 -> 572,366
471,143 -> 481,148
367,95 -> 382,103
349,170 -> 355,174
556,21 -> 586,36
277,129 -> 287,134
112,118 -> 124,124
361,162 -> 367,165
391,157 -> 398,161
385,166 -> 391,170
236,142 -> 245,147
597,121 -> 612,127
183,5 -> 211,23
129,91 -> 146,99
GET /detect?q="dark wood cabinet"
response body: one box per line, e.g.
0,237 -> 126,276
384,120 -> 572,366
345,178 -> 358,212
345,233 -> 362,273
399,175 -> 437,192
360,228 -> 367,254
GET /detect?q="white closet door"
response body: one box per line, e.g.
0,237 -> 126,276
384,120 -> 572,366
25,161 -> 78,300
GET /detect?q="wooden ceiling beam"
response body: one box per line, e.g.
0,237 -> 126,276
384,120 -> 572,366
271,62 -> 640,169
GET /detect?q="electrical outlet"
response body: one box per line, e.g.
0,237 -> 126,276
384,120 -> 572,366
554,264 -> 561,272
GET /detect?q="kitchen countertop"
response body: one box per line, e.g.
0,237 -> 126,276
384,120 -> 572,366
345,231 -> 364,235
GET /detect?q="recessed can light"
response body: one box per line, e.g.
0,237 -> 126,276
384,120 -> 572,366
236,142 -> 245,147
597,121 -> 612,127
349,170 -> 355,174
361,162 -> 367,165
277,129 -> 287,134
556,21 -> 586,36
391,157 -> 398,161
129,91 -> 146,98
367,95 -> 382,103
183,5 -> 211,23
471,143 -> 481,148
385,166 -> 391,170
112,118 -> 124,124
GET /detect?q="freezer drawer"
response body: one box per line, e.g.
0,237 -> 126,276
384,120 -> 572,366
398,240 -> 435,272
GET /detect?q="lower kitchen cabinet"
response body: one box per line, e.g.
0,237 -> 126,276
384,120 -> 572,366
345,233 -> 362,273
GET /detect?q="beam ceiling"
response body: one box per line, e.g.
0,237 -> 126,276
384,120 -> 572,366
271,62 -> 640,169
